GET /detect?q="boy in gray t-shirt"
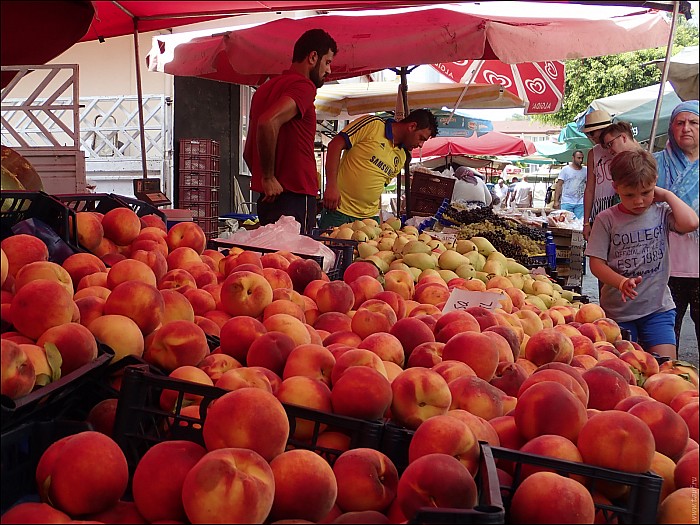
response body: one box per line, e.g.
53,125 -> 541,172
585,150 -> 699,359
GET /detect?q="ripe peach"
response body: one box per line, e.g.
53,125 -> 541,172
406,341 -> 445,368
276,375 -> 332,438
104,281 -> 164,335
14,261 -> 74,296
1,339 -> 35,399
577,322 -> 607,343
161,288 -> 196,324
431,360 -> 477,384
593,317 -> 622,343
575,303 -> 606,323
343,261 -> 380,284
0,502 -> 70,523
106,258 -> 157,288
159,366 -> 214,412
287,258 -> 324,293
657,488 -> 697,524
674,448 -> 698,489
524,328 -> 574,366
140,213 -> 167,231
87,314 -> 145,363
166,221 -> 206,254
261,267 -> 294,291
331,348 -> 387,384
414,281 -> 450,306
408,414 -> 479,475
197,353 -> 241,381
669,390 -> 699,413
349,275 -> 384,310
583,366 -> 632,410
351,299 -> 397,339
203,388 -> 289,461
650,451 -> 678,502
77,271 -> 109,290
383,270 -> 415,300
490,361 -> 529,397
449,375 -> 504,421
101,207 -> 141,245
515,381 -> 587,442
447,409 -> 500,447
534,363 -> 589,406
391,368 -> 452,430
130,233 -> 168,260
678,402 -> 699,443
36,323 -> 98,375
315,280 -> 354,315
260,252 -> 290,270
490,415 -> 526,452
374,290 -> 407,320
660,361 -> 700,389
10,279 -> 74,340
282,343 -> 335,387
167,246 -> 202,271
388,316 -> 435,361
509,472 -> 595,524
1,234 -> 49,278
268,449 -> 338,522
218,315 -> 266,362
220,270 -> 273,318
442,332 -> 499,381
263,313 -> 312,347
332,366 -> 392,420
358,332 -> 405,367
215,366 -> 272,393
484,325 -> 521,361
519,435 -> 584,482
143,320 -> 208,372
643,372 -> 696,405
515,309 -> 545,336
181,448 -> 274,523
333,448 -> 399,513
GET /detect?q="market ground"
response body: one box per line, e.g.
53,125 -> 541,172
581,258 -> 699,367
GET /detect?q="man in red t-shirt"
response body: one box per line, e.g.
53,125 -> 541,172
244,29 -> 337,234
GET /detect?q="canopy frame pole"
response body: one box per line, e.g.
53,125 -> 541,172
390,65 -> 418,219
446,62 -> 481,124
648,0 -> 680,152
133,18 -> 149,179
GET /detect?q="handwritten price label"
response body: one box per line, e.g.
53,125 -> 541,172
429,232 -> 458,244
442,289 -> 508,313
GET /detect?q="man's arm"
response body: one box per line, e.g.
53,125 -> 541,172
323,134 -> 347,211
655,187 -> 700,233
553,179 -> 564,209
582,150 -> 596,240
256,95 -> 299,201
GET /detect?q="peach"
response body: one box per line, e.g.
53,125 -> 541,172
388,316 -> 435,361
159,366 -> 214,413
73,284 -> 110,301
408,414 -> 480,475
383,270 -> 415,300
407,303 -> 442,318
182,288 -> 216,317
215,367 -> 272,393
593,317 -> 622,343
570,334 -> 598,359
158,269 -> 197,294
193,315 -> 220,337
166,246 -> 202,270
396,453 -> 477,519
674,448 -> 698,488
182,261 -> 219,288
130,249 -> 168,282
343,261 -> 380,284
571,354 -> 598,370
535,363 -> 589,405
413,281 -> 450,306
482,330 -> 516,363
358,332 -> 405,367
246,331 -> 296,376
139,213 -> 167,230
431,360 -> 477,384
313,311 -> 352,333
660,360 -> 700,389
1,339 -> 35,399
575,303 -> 606,323
268,449 -> 338,522
657,488 -> 697,524
447,409 -> 500,447
261,267 -> 294,291
577,322 -> 607,343
220,270 -> 273,318
583,366 -> 632,410
263,313 -> 312,347
462,306 -> 500,331
373,290 -> 407,320
101,207 -> 141,245
36,431 -> 128,516
1,234 -> 49,278
442,331 -> 499,381
406,341 -> 444,368
130,234 -> 168,260
433,310 -> 479,336
181,448 -> 274,524
490,361 -> 529,397
515,380 -> 587,441
349,275 -> 384,310
282,344 -> 335,387
87,314 -> 145,363
390,367 -> 451,430
10,280 -> 75,340
167,221 -> 206,254
161,288 -> 196,324
218,315 -> 266,362
287,258 -> 324,293
627,400 -> 689,460
435,319 -> 482,344
143,320 -> 208,372
276,375 -> 332,438
333,448 -> 398,512
77,271 -> 108,290
678,402 -> 699,443
260,252 -> 290,270
484,325 -> 521,361
251,365 -> 282,395
449,375 -> 504,421
649,451 -> 678,502
596,357 -> 636,385
523,327 -> 574,366
103,281 -> 165,335
316,280 -> 354,314
322,331 -> 361,349
515,309 -> 545,336
509,472 -> 595,524
20,343 -> 53,387
0,502 -> 70,523
302,279 -> 327,303
36,323 -> 97,375
331,366 -> 392,420
351,299 -> 397,339
197,353 -> 241,381
579,410 -> 655,474
106,258 -> 157,288
384,360 -> 403,382
519,435 -> 584,482
490,415 -> 526,451
643,372 -> 696,405
331,348 -> 387,384
14,261 -> 73,296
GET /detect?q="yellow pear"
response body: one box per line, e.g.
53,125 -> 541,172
402,225 -> 419,236
377,237 -> 395,251
351,230 -> 369,242
418,233 -> 433,243
427,240 -> 446,252
455,263 -> 476,280
536,293 -> 554,309
474,271 -> 490,283
389,260 -> 411,273
531,280 -> 554,296
507,273 -> 525,290
552,298 -> 571,307
438,250 -> 470,271
465,251 -> 486,272
365,255 -> 389,274
408,266 -> 422,282
505,259 -> 531,275
360,226 -> 377,240
438,269 -> 460,283
487,251 -> 508,264
455,239 -> 477,254
403,252 -> 436,271
522,279 -> 535,295
351,220 -> 366,231
560,290 -> 575,302
392,236 -> 411,254
419,268 -> 441,281
376,250 -> 397,264
402,240 -> 433,255
336,227 -> 354,240
471,236 -> 496,257
357,243 -> 379,259
525,295 -> 548,311
482,259 -> 507,276
362,218 -> 379,228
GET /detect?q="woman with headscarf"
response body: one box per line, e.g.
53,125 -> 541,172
654,100 -> 699,348
451,166 -> 493,207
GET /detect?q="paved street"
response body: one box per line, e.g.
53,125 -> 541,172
581,258 -> 698,367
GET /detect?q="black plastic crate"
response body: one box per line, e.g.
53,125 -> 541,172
113,366 -> 384,473
0,191 -> 76,243
179,138 -> 220,157
1,420 -> 92,513
308,235 -> 355,281
1,343 -> 114,432
408,443 -> 505,524
54,192 -> 165,220
490,446 -> 662,524
380,421 -> 415,474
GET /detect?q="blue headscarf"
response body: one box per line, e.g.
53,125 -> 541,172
654,100 -> 699,217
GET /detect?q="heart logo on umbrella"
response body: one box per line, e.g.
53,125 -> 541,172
544,61 -> 560,78
482,70 -> 512,88
525,78 -> 547,94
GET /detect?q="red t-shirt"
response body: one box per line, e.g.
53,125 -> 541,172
246,70 -> 318,196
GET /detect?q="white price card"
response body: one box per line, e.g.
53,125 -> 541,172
442,288 -> 508,313
430,232 -> 458,244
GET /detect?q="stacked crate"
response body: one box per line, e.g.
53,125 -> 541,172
408,171 -> 455,216
179,139 -> 220,239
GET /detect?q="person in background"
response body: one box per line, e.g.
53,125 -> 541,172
451,166 -> 493,206
553,149 -> 587,219
505,176 -> 519,207
512,175 -> 533,209
494,178 -> 509,209
585,149 -> 699,359
244,29 -> 337,234
581,109 -> 615,241
654,100 -> 699,348
599,121 -> 642,155
319,108 -> 438,228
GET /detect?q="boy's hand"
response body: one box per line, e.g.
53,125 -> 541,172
619,275 -> 642,302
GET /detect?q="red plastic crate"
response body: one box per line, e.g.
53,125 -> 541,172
179,138 -> 220,156
180,155 -> 220,172
193,217 -> 219,239
180,187 -> 219,204
180,170 -> 219,187
182,201 -> 218,219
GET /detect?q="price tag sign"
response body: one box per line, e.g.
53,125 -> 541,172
442,288 -> 507,313
430,232 -> 458,244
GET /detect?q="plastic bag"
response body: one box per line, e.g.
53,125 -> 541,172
11,218 -> 75,264
229,216 -> 336,272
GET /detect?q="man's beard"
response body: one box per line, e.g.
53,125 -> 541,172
310,63 -> 325,88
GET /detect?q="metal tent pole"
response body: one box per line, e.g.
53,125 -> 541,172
133,19 -> 148,178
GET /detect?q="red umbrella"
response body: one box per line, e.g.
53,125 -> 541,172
412,134 -> 537,159
431,60 -> 565,115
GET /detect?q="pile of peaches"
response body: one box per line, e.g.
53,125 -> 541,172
0,208 -> 698,524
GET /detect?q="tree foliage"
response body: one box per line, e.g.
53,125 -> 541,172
534,15 -> 699,126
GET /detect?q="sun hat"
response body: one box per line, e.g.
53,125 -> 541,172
582,109 -> 613,133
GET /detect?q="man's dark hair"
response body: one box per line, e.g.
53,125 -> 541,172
598,121 -> 634,145
573,149 -> 584,156
403,109 -> 439,138
292,29 -> 338,63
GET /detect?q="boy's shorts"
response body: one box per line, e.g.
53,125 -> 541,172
618,309 -> 677,348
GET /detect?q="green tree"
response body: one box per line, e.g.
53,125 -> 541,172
535,15 -> 699,126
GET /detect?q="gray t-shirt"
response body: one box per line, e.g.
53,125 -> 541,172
585,203 -> 676,322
